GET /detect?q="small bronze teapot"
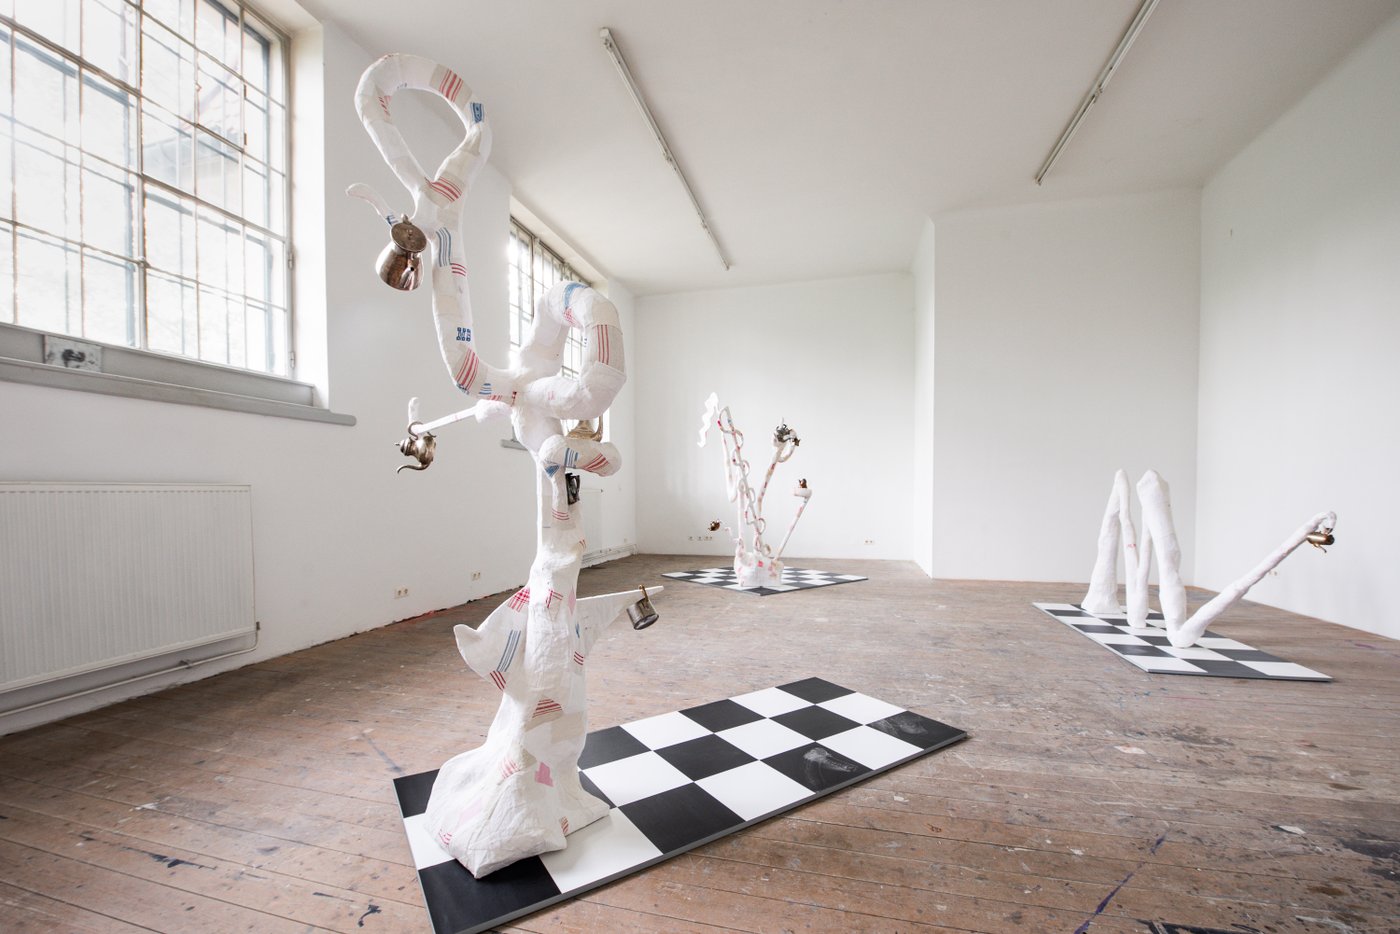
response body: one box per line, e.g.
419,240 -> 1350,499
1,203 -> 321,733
627,585 -> 659,630
396,422 -> 436,474
377,220 -> 428,291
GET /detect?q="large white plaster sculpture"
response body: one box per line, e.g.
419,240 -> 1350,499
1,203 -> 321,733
698,393 -> 812,589
1082,469 -> 1335,648
350,53 -> 658,878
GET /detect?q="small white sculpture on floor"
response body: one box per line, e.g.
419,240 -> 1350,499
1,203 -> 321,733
1083,469 -> 1335,647
698,393 -> 813,589
351,53 -> 658,878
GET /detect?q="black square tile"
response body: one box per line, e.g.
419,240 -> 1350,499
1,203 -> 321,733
680,698 -> 765,732
418,855 -> 560,934
1137,635 -> 1174,646
1188,659 -> 1257,677
762,742 -> 867,792
620,783 -> 743,855
654,734 -> 755,781
772,705 -> 860,740
1071,623 -> 1127,634
1214,648 -> 1283,662
867,711 -> 967,751
1047,608 -> 1094,617
579,725 -> 648,769
395,768 -> 439,818
777,677 -> 852,703
1116,644 -> 1170,657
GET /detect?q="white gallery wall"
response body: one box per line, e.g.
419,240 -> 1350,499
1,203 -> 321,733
0,23 -> 639,732
1196,15 -> 1400,639
634,275 -> 914,562
927,190 -> 1202,582
911,220 -> 936,575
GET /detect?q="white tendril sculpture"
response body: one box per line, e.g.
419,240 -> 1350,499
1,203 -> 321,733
350,53 -> 659,878
698,393 -> 812,589
1083,469 -> 1336,647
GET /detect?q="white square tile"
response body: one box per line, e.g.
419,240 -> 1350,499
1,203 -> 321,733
582,751 -> 691,807
1122,626 -> 1160,635
402,812 -> 452,869
717,718 -> 811,759
731,686 -> 811,718
1128,655 -> 1204,673
764,583 -> 799,592
1194,636 -> 1252,650
539,810 -> 662,891
819,726 -> 921,770
622,710 -> 712,749
1240,660 -> 1327,679
836,574 -> 866,581
818,692 -> 904,724
696,761 -> 813,821
1162,646 -> 1229,660
1089,632 -> 1151,646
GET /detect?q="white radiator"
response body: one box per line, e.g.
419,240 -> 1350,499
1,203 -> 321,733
0,483 -> 255,695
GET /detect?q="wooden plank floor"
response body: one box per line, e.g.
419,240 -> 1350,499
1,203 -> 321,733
2,554 -> 1397,933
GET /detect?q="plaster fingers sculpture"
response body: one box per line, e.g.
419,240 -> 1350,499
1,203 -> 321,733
698,393 -> 812,589
1082,469 -> 1336,648
352,53 -> 658,879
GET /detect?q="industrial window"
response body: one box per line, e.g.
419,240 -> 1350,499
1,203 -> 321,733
0,0 -> 292,376
507,217 -> 587,378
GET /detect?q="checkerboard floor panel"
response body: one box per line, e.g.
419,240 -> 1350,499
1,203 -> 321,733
662,566 -> 867,595
1032,603 -> 1331,681
394,679 -> 966,934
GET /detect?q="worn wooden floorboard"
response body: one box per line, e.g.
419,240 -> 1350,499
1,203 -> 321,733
1,555 -> 1396,933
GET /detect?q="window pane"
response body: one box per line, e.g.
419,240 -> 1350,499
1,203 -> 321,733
243,229 -> 266,301
266,100 -> 285,171
143,0 -> 194,36
143,188 -> 194,276
141,101 -> 194,191
241,17 -> 269,93
146,268 -> 195,356
14,125 -> 80,240
81,159 -> 136,256
0,223 -> 14,324
195,0 -> 240,71
14,36 -> 81,145
193,128 -> 239,212
243,88 -> 267,162
195,53 -> 240,142
266,168 -> 284,233
268,303 -> 286,374
15,228 -> 79,333
14,0 -> 81,55
241,158 -> 266,227
141,17 -> 194,120
82,0 -> 138,85
244,299 -> 266,370
0,31 -> 14,216
82,249 -> 136,345
82,73 -> 137,168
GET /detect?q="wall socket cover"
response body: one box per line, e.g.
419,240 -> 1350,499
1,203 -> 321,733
44,336 -> 102,372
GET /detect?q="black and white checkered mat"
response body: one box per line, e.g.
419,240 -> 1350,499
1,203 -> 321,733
662,566 -> 867,595
394,678 -> 965,933
1033,603 -> 1330,681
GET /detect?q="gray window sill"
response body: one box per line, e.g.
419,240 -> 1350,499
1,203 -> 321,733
0,323 -> 355,427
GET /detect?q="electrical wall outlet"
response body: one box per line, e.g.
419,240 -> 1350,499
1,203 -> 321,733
471,571 -> 482,581
44,336 -> 101,372
864,539 -> 875,545
394,587 -> 409,598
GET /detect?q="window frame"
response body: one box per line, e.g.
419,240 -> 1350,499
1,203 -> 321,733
0,0 -> 336,422
508,216 -> 589,378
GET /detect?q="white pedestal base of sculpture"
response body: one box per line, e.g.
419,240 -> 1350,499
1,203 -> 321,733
1083,469 -> 1335,648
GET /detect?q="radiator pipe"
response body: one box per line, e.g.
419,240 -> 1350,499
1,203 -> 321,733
0,628 -> 261,719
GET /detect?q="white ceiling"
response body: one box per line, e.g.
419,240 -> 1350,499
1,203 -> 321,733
294,0 -> 1400,296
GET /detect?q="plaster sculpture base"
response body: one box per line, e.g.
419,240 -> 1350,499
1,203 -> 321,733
396,678 -> 966,934
662,567 -> 867,596
1033,604 -> 1330,681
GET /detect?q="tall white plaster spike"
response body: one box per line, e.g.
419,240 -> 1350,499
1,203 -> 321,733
352,53 -> 658,878
1082,469 -> 1336,648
